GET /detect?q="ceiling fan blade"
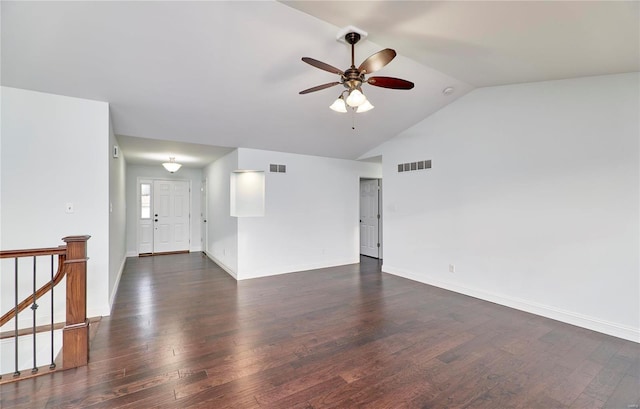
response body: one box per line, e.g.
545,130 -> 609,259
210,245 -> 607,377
299,82 -> 341,95
301,57 -> 344,75
358,49 -> 397,74
367,76 -> 414,90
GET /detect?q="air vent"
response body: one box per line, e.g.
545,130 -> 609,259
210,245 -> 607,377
398,160 -> 431,173
270,164 -> 286,173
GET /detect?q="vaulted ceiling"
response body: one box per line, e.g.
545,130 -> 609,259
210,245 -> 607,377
2,1 -> 637,164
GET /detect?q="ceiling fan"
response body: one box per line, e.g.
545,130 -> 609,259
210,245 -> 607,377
299,31 -> 414,113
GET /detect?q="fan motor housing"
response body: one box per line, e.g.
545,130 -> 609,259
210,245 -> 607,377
343,67 -> 364,89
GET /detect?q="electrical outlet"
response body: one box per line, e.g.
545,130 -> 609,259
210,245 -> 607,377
449,264 -> 455,273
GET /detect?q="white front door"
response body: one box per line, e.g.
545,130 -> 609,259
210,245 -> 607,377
360,179 -> 380,258
153,180 -> 190,253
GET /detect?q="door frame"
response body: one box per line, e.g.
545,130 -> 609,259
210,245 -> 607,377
136,177 -> 192,255
359,177 -> 383,259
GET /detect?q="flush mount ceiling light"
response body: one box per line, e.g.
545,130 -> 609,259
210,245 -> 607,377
299,27 -> 414,115
162,157 -> 182,173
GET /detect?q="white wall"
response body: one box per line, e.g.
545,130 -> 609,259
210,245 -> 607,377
372,73 -> 639,342
108,118 -> 127,307
1,87 -> 111,319
234,148 -> 381,279
124,164 -> 203,256
204,149 -> 238,276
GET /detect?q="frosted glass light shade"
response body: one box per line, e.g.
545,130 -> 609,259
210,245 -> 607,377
356,100 -> 374,113
162,159 -> 182,173
329,96 -> 347,113
346,89 -> 366,107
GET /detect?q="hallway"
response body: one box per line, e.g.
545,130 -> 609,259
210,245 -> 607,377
1,253 -> 638,408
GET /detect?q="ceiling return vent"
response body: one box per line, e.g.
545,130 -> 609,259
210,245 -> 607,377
398,160 -> 431,173
269,164 -> 286,173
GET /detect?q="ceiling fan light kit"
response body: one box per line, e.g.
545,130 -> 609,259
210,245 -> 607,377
329,95 -> 348,113
356,100 -> 374,113
300,26 -> 414,116
346,88 -> 366,107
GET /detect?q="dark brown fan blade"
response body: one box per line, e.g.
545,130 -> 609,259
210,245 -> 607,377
358,49 -> 396,74
299,82 -> 341,95
301,57 -> 344,75
367,76 -> 414,90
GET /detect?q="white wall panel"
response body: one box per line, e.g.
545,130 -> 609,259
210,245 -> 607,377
371,73 -> 639,341
1,87 -> 111,319
108,117 -> 127,307
204,150 -> 239,276
235,148 -> 381,279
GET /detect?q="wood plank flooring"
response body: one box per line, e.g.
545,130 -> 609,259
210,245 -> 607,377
1,253 -> 638,408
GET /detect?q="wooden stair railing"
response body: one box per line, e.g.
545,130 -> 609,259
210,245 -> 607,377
0,235 -> 90,381
0,247 -> 67,327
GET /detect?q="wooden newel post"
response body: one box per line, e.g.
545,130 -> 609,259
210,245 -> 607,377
61,235 -> 91,369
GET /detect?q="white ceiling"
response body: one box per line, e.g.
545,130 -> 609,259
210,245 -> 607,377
117,134 -> 234,167
285,1 -> 640,87
2,1 -> 637,166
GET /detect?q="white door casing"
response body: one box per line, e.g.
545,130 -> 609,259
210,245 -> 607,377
360,179 -> 380,258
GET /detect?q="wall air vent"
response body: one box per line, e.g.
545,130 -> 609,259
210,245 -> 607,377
398,160 -> 431,173
269,164 -> 286,173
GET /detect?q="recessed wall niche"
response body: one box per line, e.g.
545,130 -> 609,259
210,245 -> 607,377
230,170 -> 265,217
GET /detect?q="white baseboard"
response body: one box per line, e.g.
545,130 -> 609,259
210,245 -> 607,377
205,251 -> 237,280
238,257 -> 359,280
109,256 -> 127,312
382,264 -> 639,343
126,251 -> 137,258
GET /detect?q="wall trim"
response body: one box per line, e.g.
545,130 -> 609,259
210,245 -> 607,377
109,255 -> 127,312
382,264 -> 639,343
126,251 -> 138,258
205,251 -> 237,280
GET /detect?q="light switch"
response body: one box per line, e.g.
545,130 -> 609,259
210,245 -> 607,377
65,202 -> 74,213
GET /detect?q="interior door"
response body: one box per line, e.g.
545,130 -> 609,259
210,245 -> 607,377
153,180 -> 190,253
200,179 -> 208,253
360,179 -> 380,258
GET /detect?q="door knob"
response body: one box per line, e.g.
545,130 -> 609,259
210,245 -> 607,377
154,219 -> 158,222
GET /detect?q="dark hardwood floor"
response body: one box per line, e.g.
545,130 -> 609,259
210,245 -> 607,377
1,253 -> 638,408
